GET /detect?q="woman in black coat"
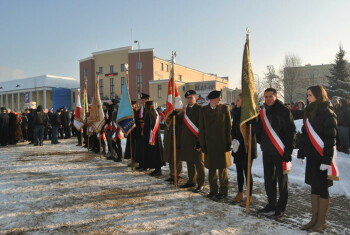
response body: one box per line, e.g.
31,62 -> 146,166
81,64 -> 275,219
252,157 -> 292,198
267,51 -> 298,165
297,85 -> 337,233
231,94 -> 257,206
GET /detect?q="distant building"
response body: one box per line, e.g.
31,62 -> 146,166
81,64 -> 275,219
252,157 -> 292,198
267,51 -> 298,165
284,64 -> 331,103
0,75 -> 79,112
79,46 -> 235,105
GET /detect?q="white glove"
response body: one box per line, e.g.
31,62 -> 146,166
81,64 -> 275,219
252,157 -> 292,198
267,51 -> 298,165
299,159 -> 304,165
232,139 -> 240,153
320,164 -> 330,171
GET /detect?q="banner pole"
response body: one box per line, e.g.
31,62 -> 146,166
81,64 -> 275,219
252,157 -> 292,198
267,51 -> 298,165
246,123 -> 252,213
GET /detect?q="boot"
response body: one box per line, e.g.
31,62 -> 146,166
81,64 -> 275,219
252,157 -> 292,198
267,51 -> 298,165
301,194 -> 319,230
312,198 -> 330,232
232,192 -> 243,203
241,196 -> 252,207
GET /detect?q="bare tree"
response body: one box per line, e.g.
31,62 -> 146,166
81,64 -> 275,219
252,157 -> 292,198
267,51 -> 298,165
282,54 -> 302,103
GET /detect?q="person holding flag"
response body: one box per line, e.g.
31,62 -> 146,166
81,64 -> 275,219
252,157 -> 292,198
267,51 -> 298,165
256,87 -> 296,218
297,85 -> 338,233
199,90 -> 232,200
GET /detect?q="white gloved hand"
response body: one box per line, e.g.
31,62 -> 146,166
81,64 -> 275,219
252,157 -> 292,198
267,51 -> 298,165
299,159 -> 304,165
320,164 -> 330,171
232,139 -> 240,153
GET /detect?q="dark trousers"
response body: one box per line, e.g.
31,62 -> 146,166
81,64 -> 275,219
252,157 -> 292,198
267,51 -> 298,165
208,168 -> 228,195
236,158 -> 253,196
263,152 -> 289,212
186,154 -> 205,187
52,126 -> 59,144
34,125 -> 45,145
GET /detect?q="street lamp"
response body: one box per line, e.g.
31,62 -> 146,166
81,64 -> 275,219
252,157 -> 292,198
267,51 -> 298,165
134,40 -> 142,99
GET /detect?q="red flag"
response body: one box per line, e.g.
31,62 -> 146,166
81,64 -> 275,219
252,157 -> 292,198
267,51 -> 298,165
165,79 -> 183,117
73,93 -> 84,130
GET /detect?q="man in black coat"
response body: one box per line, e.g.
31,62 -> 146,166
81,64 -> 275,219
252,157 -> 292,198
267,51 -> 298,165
256,88 -> 296,218
0,107 -> 9,146
51,109 -> 62,144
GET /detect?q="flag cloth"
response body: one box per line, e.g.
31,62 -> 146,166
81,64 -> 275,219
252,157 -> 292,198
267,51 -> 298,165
116,83 -> 136,136
239,37 -> 259,151
89,80 -> 105,133
73,93 -> 84,130
165,67 -> 183,119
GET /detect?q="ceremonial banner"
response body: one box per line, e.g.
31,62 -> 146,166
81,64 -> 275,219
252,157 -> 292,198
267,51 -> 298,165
240,37 -> 259,151
116,83 -> 136,136
89,80 -> 105,133
73,93 -> 84,130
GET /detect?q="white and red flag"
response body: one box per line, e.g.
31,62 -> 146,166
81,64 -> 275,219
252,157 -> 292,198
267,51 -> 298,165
73,93 -> 84,130
165,78 -> 183,118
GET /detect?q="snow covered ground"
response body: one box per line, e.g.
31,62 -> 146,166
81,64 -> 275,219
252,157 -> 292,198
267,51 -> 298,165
0,119 -> 348,234
0,140 -> 303,234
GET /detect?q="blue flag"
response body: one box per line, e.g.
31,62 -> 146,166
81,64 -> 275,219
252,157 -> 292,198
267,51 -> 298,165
116,83 -> 136,136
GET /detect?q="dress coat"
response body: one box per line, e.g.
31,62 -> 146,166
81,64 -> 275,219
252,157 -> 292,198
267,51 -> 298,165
179,103 -> 202,163
0,112 -> 9,145
297,101 -> 337,188
162,110 -> 182,163
143,108 -> 163,169
199,104 -> 232,169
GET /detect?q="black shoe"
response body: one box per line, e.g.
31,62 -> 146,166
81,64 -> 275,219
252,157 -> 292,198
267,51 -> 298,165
34,144 -> 39,146
272,210 -> 284,218
258,204 -> 276,214
165,178 -> 174,182
207,192 -> 217,198
193,186 -> 204,193
180,182 -> 196,188
214,193 -> 227,200
114,157 -> 122,162
149,170 -> 162,176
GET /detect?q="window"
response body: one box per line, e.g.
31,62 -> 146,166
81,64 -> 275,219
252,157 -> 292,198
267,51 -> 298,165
99,79 -> 104,97
183,86 -> 185,91
166,64 -> 169,72
84,68 -> 88,77
121,64 -> 126,72
161,63 -> 164,71
157,85 -> 162,98
110,65 -> 114,73
72,91 -> 76,103
99,67 -> 103,74
121,77 -> 125,93
136,75 -> 143,95
136,61 -> 142,70
110,77 -> 114,98
179,75 -> 182,81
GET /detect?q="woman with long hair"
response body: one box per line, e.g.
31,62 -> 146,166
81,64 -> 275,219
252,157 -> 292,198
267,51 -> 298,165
297,85 -> 337,232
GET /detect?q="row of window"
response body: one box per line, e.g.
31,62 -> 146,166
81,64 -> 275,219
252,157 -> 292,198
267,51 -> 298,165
84,62 -> 143,78
99,76 -> 141,99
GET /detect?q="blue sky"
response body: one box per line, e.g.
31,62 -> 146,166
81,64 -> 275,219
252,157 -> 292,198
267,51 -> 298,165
1,0 -> 350,88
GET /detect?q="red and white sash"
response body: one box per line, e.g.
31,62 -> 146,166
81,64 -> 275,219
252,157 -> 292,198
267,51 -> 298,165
183,106 -> 199,137
305,118 -> 339,181
149,110 -> 160,145
260,108 -> 292,174
139,106 -> 144,131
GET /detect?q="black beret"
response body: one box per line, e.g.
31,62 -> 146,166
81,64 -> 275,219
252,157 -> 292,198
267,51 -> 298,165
185,90 -> 196,98
1,107 -> 6,111
141,93 -> 150,99
131,101 -> 137,105
145,100 -> 154,106
207,90 -> 221,99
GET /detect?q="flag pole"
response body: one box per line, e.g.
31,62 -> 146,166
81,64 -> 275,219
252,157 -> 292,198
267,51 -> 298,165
126,65 -> 134,171
99,135 -> 102,159
246,123 -> 252,213
171,51 -> 178,188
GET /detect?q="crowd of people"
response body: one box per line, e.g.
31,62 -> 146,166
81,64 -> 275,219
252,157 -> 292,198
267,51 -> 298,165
0,85 -> 347,233
0,106 -> 78,147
